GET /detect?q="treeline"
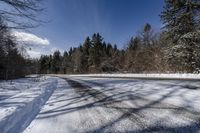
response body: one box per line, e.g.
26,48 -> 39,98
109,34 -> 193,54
39,33 -> 122,74
39,24 -> 165,74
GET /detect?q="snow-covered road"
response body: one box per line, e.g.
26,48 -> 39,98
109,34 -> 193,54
23,76 -> 200,133
1,75 -> 200,132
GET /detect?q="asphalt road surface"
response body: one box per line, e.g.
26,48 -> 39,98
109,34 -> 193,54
24,76 -> 200,133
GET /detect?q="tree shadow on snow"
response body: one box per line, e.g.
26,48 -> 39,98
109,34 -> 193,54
37,78 -> 200,133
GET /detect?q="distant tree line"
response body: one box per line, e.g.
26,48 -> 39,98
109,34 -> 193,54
1,0 -> 200,80
38,27 -> 161,74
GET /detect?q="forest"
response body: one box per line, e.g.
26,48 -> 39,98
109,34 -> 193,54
0,0 -> 200,79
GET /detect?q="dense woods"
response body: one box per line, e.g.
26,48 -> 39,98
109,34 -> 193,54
1,0 -> 200,79
0,19 -> 25,79
0,0 -> 43,79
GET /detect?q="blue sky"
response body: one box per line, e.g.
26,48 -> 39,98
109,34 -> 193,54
13,0 -> 165,57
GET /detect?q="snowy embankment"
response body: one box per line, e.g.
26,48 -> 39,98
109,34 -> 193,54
68,73 -> 200,80
0,76 -> 58,133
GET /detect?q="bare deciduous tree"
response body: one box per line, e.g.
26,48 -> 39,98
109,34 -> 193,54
0,0 -> 45,29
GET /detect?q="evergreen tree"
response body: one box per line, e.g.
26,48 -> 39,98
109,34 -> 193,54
161,0 -> 200,72
106,43 -> 113,57
52,50 -> 61,74
167,32 -> 200,72
39,55 -> 49,74
161,0 -> 200,42
48,55 -> 53,73
82,37 -> 91,72
62,51 -> 69,74
142,23 -> 153,46
83,37 -> 91,56
89,33 -> 103,71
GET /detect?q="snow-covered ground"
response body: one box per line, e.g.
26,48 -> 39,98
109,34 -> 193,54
70,76 -> 200,113
0,76 -> 58,133
23,78 -> 82,133
1,75 -> 200,132
67,73 -> 200,80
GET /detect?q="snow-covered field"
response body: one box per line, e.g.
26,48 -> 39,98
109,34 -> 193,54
1,74 -> 200,133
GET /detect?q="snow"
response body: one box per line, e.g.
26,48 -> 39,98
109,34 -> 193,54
70,76 -> 200,113
0,76 -> 58,133
23,78 -> 142,133
23,78 -> 80,133
1,75 -> 200,132
24,75 -> 200,132
67,73 -> 200,80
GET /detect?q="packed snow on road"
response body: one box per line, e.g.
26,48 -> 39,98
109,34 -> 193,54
1,74 -> 200,133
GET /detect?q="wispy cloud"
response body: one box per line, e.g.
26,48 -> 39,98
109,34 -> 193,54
12,31 -> 50,45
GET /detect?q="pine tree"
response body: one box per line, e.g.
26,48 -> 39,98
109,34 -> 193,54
167,32 -> 200,72
106,43 -> 113,57
161,0 -> 200,72
142,23 -> 153,46
39,55 -> 49,74
48,55 -> 53,73
82,37 -> 91,72
52,50 -> 61,74
161,0 -> 200,42
62,51 -> 68,74
89,33 -> 103,71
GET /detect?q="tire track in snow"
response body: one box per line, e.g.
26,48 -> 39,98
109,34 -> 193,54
4,78 -> 58,133
64,78 -> 147,131
65,78 -> 200,132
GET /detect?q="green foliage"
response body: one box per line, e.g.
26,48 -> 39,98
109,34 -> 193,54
89,33 -> 104,68
166,32 -> 200,72
160,0 -> 200,42
161,0 -> 200,72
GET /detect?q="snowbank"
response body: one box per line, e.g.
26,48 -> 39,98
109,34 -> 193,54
0,76 -> 58,133
68,73 -> 200,80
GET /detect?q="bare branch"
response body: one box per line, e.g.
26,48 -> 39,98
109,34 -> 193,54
0,0 -> 45,29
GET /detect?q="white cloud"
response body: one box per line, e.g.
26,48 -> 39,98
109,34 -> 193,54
12,31 -> 50,45
11,31 -> 63,58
